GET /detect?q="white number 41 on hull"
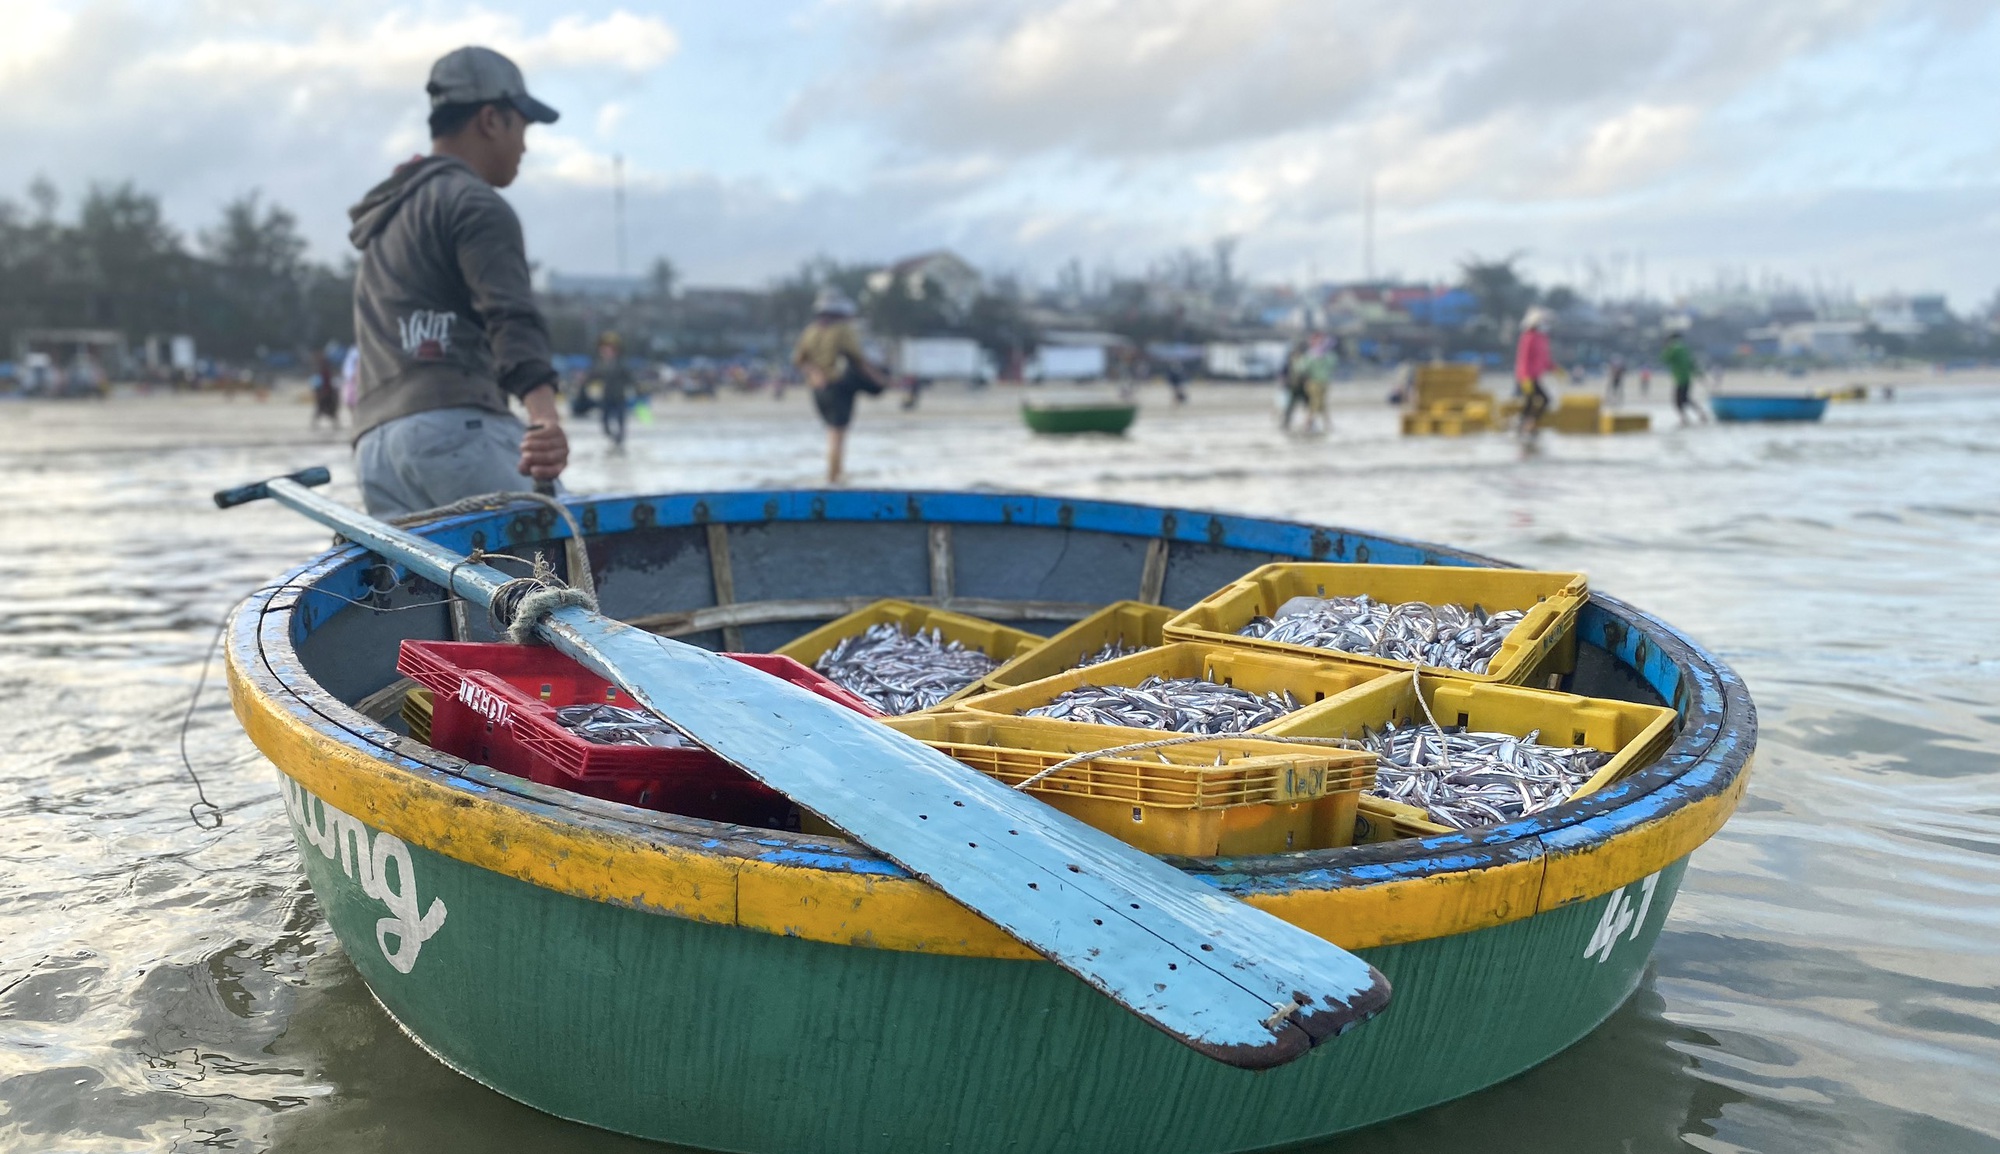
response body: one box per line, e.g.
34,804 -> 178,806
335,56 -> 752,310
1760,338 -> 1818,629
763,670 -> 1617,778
1583,871 -> 1661,964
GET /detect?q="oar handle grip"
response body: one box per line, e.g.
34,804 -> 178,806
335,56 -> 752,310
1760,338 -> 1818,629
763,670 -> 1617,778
213,466 -> 332,509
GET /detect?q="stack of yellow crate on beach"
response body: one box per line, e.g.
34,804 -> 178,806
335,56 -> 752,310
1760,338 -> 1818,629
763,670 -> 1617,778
1400,362 -> 1495,436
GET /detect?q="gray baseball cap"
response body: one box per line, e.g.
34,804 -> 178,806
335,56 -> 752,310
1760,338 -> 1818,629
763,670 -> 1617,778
426,46 -> 559,124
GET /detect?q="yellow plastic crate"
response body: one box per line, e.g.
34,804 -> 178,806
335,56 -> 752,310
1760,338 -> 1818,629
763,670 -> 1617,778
1412,363 -> 1482,407
1260,674 -> 1676,833
1599,411 -> 1650,434
883,713 -> 1376,856
1353,795 -> 1451,842
1163,563 -> 1588,685
402,687 -> 434,744
1402,405 -> 1494,436
981,601 -> 1176,690
1549,393 -> 1603,434
958,641 -> 1391,734
772,599 -> 1046,712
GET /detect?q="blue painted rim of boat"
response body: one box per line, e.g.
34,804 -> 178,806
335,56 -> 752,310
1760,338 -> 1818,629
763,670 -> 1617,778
235,489 -> 1756,892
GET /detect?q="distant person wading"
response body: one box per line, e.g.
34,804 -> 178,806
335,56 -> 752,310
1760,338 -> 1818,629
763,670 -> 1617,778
1663,331 -> 1710,427
346,46 -> 568,516
588,331 -> 634,453
1513,308 -> 1560,438
792,290 -> 887,484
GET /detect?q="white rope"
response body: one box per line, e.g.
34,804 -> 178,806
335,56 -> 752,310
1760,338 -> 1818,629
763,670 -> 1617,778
505,585 -> 598,645
388,490 -> 596,601
491,552 -> 599,644
1405,663 -> 1453,774
1010,732 -> 1366,792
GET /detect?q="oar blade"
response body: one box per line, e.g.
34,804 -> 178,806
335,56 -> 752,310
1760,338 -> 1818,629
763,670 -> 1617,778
549,611 -> 1391,1066
241,477 -> 1393,1066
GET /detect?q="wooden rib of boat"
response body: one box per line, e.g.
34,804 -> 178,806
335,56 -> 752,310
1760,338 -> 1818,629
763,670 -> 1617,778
1021,400 -> 1138,434
1709,394 -> 1829,422
225,489 -> 1756,1154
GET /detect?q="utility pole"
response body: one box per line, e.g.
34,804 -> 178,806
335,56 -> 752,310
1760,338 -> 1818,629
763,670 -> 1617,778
614,153 -> 627,277
1362,176 -> 1376,283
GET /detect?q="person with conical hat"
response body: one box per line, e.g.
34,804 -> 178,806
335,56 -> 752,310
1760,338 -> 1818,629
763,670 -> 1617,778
1513,307 -> 1559,438
791,288 -> 888,484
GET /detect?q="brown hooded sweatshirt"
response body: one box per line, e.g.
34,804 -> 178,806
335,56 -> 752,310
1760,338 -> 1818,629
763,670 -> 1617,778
346,155 -> 556,438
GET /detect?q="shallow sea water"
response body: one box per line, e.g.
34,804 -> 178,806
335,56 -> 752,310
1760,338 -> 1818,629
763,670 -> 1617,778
1,380 -> 1995,1153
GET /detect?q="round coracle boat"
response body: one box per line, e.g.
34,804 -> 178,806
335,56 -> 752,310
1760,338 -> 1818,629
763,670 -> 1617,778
225,488 -> 1756,1154
1708,394 -> 1829,422
1021,400 -> 1139,434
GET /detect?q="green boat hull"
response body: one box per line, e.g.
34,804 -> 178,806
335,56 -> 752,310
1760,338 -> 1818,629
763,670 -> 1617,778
233,489 -> 1754,1152
284,773 -> 1686,1153
1022,403 -> 1138,434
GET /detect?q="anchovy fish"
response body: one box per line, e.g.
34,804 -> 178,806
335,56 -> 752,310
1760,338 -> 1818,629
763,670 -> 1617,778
1074,639 -> 1148,668
814,622 -> 1002,715
554,703 -> 694,748
1359,718 -> 1611,830
1240,594 -> 1525,675
1024,675 -> 1300,735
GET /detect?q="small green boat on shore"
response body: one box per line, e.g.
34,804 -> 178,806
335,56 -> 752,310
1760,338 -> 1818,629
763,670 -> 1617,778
226,489 -> 1754,1154
1022,399 -> 1138,434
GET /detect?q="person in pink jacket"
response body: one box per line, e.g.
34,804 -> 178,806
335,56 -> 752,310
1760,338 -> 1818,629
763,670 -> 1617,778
1514,308 -> 1559,436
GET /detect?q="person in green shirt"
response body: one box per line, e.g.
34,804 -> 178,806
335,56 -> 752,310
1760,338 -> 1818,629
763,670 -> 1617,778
1663,332 -> 1708,426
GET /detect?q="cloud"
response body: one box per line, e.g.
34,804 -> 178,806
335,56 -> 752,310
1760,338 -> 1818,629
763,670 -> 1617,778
0,0 -> 1995,304
797,0 -> 1926,196
0,2 -> 676,254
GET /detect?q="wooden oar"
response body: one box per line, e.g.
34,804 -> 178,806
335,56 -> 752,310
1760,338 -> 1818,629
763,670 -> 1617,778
221,473 -> 1390,1069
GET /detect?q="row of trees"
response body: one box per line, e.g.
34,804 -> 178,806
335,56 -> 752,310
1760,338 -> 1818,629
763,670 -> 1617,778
544,255 -> 1042,365
0,180 -> 350,363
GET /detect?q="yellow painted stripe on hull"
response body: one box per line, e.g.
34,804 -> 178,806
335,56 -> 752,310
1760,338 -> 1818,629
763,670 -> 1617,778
230,649 -> 1746,958
1245,856 -> 1549,949
1536,755 -> 1754,912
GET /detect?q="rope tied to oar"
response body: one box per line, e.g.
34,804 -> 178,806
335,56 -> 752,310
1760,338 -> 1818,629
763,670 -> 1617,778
341,489 -> 599,601
486,552 -> 599,645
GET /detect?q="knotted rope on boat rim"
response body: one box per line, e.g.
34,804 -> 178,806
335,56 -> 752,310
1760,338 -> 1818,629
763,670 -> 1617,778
335,489 -> 598,601
477,552 -> 599,645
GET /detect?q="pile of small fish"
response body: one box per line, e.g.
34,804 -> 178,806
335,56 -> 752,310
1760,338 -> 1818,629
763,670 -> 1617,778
1241,594 -> 1525,674
1361,719 -> 1611,829
814,622 -> 1001,715
1073,638 -> 1148,669
1025,675 -> 1299,735
554,703 -> 693,748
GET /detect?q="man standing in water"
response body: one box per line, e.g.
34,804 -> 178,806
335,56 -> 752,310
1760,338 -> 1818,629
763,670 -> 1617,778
587,331 -> 633,453
792,289 -> 887,484
1663,331 -> 1709,426
1278,337 -> 1311,431
347,46 -> 568,515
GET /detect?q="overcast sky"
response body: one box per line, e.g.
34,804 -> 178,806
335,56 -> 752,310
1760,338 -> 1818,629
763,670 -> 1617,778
4,0 -> 1996,305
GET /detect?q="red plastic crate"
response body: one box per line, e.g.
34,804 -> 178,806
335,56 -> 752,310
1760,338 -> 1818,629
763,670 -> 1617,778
396,640 -> 879,824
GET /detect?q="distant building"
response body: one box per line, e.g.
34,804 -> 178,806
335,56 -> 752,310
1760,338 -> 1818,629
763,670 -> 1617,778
1770,321 -> 1866,359
1399,287 -> 1477,330
539,272 -> 651,301
1867,294 -> 1951,336
868,251 -> 983,315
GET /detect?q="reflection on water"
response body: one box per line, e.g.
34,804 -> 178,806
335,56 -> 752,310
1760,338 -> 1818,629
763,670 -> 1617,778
1,383 -> 1996,1152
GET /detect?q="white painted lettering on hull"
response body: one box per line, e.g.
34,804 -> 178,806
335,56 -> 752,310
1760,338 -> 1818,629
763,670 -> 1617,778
1583,871 -> 1661,965
280,776 -> 448,974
